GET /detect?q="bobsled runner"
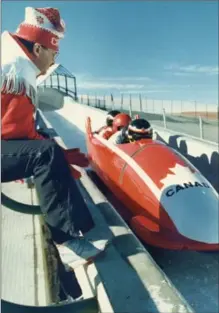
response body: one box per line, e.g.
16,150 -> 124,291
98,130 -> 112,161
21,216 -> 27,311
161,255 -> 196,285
85,117 -> 219,251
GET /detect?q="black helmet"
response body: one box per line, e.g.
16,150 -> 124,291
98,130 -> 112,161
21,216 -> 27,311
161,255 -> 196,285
127,118 -> 153,141
106,110 -> 121,127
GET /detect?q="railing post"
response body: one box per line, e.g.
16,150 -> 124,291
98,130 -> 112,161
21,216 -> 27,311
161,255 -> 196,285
111,93 -> 114,109
87,94 -> 89,106
95,93 -> 97,108
163,108 -> 167,129
57,74 -> 60,91
139,93 -> 142,112
129,94 -> 132,117
74,77 -> 77,100
64,75 -> 68,95
103,95 -> 106,110
199,116 -> 203,139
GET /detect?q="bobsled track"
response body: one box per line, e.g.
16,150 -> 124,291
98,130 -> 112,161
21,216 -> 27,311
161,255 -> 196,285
2,90 -> 219,313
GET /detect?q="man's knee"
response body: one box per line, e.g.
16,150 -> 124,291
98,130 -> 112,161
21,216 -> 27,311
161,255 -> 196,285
37,140 -> 65,164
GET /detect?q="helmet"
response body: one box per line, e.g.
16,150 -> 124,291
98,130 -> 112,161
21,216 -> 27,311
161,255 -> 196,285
106,110 -> 121,127
127,119 -> 153,141
112,113 -> 131,132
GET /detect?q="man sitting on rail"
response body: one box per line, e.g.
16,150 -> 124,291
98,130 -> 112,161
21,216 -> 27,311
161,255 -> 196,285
1,6 -> 108,270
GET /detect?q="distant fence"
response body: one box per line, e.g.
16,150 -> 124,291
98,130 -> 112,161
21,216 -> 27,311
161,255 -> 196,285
36,62 -> 218,142
78,94 -> 219,143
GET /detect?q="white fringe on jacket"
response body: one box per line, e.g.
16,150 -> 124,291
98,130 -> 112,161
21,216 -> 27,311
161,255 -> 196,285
1,31 -> 40,105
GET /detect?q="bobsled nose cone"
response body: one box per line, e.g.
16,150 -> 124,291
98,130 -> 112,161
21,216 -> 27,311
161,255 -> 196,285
162,189 -> 219,244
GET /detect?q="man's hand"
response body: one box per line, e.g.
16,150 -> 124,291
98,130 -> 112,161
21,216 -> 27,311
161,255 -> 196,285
70,166 -> 82,179
63,148 -> 89,167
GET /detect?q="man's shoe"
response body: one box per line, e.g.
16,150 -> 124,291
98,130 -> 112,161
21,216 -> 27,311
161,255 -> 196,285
57,237 -> 109,269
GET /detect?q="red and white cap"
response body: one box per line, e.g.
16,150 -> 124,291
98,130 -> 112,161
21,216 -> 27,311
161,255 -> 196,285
15,7 -> 65,51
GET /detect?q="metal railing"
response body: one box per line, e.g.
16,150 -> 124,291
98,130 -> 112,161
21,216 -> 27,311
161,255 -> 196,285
78,94 -> 218,143
37,64 -> 78,101
2,298 -> 98,313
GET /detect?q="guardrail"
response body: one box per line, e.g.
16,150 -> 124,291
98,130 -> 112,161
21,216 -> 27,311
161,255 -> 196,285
1,191 -> 41,215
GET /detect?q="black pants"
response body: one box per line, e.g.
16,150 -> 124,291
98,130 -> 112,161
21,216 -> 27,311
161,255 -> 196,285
1,139 -> 94,243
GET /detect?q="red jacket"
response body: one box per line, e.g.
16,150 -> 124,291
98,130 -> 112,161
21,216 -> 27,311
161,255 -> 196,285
1,93 -> 85,180
1,93 -> 44,140
1,32 -> 44,140
1,33 -> 83,179
98,126 -> 113,139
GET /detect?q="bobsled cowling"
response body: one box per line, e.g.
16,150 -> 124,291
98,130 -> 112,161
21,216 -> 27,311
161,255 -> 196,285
85,117 -> 219,251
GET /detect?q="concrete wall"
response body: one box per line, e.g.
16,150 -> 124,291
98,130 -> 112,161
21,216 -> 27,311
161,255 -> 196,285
38,87 -> 66,111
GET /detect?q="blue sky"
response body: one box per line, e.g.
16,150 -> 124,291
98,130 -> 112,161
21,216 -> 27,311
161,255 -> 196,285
2,1 -> 218,104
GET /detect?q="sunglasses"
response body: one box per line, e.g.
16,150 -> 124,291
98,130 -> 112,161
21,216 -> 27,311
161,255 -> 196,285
40,45 -> 59,58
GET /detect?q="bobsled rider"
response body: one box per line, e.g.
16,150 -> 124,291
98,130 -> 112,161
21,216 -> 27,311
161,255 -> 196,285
127,119 -> 153,142
108,113 -> 132,144
1,7 -> 108,269
113,118 -> 153,144
95,110 -> 121,139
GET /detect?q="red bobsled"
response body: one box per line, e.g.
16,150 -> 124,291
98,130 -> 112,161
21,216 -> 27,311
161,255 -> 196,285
85,117 -> 219,251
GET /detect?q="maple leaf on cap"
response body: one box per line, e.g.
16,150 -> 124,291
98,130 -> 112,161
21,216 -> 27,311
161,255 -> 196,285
36,16 -> 44,24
